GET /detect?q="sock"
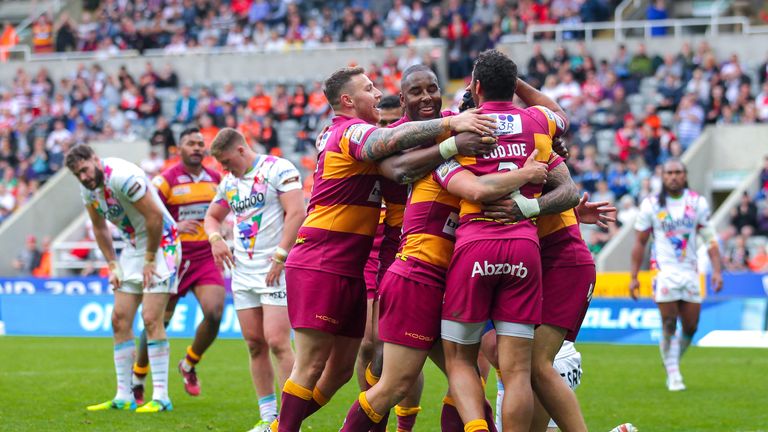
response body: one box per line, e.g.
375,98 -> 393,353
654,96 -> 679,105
664,336 -> 681,377
259,393 -> 278,423
395,405 -> 421,431
181,345 -> 201,373
147,339 -> 170,402
278,379 -> 313,432
371,411 -> 390,432
303,387 -> 329,419
464,419 -> 489,432
340,393 -> 380,431
114,341 -> 135,401
364,362 -> 380,390
495,376 -> 505,432
679,334 -> 693,359
441,396 -> 464,432
659,333 -> 678,376
132,362 -> 148,387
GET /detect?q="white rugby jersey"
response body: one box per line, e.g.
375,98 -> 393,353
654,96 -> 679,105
213,155 -> 301,275
634,189 -> 711,273
80,157 -> 178,252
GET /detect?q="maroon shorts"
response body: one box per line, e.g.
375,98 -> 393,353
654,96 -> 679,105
364,255 -> 379,300
378,272 -> 443,350
442,239 -> 542,325
286,268 -> 367,338
541,264 -> 595,342
174,255 -> 225,298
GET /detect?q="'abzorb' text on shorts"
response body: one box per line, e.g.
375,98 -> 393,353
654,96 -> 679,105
653,269 -> 702,303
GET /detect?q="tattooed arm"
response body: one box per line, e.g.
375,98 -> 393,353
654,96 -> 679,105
356,109 -> 496,162
481,163 -> 579,222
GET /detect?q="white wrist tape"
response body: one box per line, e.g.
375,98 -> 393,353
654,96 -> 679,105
438,136 -> 458,159
512,192 -> 540,218
699,226 -> 716,246
108,260 -> 123,282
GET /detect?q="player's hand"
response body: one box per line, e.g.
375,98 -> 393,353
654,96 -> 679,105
520,149 -> 548,184
211,238 -> 235,270
108,260 -> 122,290
575,193 -> 617,229
629,278 -> 640,300
482,197 -> 524,223
711,271 -> 723,293
177,220 -> 202,235
265,260 -> 285,287
142,262 -> 160,290
553,136 -> 569,159
454,132 -> 497,156
449,108 -> 496,136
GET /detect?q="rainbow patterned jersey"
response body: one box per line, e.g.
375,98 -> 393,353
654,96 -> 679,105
634,189 -> 711,273
80,157 -> 178,253
213,155 -> 301,273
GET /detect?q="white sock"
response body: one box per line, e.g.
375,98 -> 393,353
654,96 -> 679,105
113,341 -> 135,401
132,371 -> 147,386
663,336 -> 681,377
495,374 -> 504,431
258,393 -> 278,422
147,339 -> 171,402
181,357 -> 194,372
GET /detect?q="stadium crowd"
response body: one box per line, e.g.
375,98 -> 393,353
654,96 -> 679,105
4,7 -> 768,272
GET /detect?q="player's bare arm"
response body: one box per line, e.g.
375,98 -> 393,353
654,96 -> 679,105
482,163 -> 579,222
204,202 -> 235,270
266,187 -> 305,287
85,204 -> 120,289
630,229 -> 652,300
379,132 -> 498,184
133,193 -> 165,288
444,149 -> 548,202
700,224 -> 724,292
515,78 -> 569,132
359,108 -> 496,161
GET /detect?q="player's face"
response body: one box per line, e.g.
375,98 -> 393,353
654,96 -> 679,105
215,145 -> 247,177
70,156 -> 104,190
468,69 -> 480,107
377,108 -> 402,127
180,132 -> 205,167
349,74 -> 382,125
662,161 -> 686,194
402,70 -> 442,121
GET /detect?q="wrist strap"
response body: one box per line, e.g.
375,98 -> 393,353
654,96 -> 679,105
208,232 -> 224,244
511,192 -> 540,218
438,136 -> 458,159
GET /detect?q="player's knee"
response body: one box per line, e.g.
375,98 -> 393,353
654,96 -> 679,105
111,310 -> 130,334
267,337 -> 292,359
682,325 -> 697,337
141,309 -> 163,332
245,337 -> 268,358
202,304 -> 224,327
662,317 -> 677,333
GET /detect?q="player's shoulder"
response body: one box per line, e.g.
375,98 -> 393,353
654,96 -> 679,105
156,163 -> 182,184
342,120 -> 378,145
202,165 -> 223,182
103,157 -> 144,184
525,105 -> 565,128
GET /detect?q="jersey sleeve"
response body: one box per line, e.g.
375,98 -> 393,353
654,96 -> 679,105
271,158 -> 302,193
634,198 -> 654,232
112,163 -> 149,203
212,178 -> 230,208
344,122 -> 379,161
432,158 -> 467,189
547,154 -> 565,171
151,175 -> 170,204
695,195 -> 712,229
528,105 -> 568,138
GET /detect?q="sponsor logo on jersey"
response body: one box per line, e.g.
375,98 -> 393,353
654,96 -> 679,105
107,203 -> 124,219
125,181 -> 143,198
443,212 -> 459,236
177,175 -> 192,183
315,314 -> 339,324
436,159 -> 461,182
470,261 -> 528,278
489,113 -> 522,136
346,123 -> 376,145
172,185 -> 191,196
231,192 -> 266,213
317,131 -> 331,152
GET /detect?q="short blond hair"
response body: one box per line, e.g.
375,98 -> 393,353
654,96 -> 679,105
210,127 -> 246,157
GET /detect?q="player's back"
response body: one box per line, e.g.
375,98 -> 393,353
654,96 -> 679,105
288,115 -> 382,279
153,164 -> 221,257
451,102 -> 555,246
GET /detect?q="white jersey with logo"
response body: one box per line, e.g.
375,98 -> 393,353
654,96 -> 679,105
213,155 -> 301,292
634,189 -> 711,274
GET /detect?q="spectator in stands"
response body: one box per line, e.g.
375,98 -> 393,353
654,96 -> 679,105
760,156 -> 768,196
675,93 -> 704,148
756,205 -> 768,237
724,234 -> 750,272
646,0 -> 668,36
46,119 -> 73,152
1,21 -> 19,62
174,85 -> 198,124
731,192 -> 758,232
12,235 -> 42,275
259,116 -> 278,154
32,14 -> 55,54
272,84 -> 290,121
617,194 -> 639,227
592,180 -> 616,204
629,43 -> 654,81
248,84 -> 272,120
150,116 -> 176,157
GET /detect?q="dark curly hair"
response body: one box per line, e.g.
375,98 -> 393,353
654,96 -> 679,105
472,49 -> 518,101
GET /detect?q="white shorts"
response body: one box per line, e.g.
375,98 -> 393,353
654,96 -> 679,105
653,270 -> 702,304
548,350 -> 583,429
116,244 -> 181,295
231,270 -> 287,310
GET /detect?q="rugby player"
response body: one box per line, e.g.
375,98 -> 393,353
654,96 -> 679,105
630,158 -> 723,391
68,144 -> 180,413
203,128 -> 305,430
132,128 -> 225,403
271,66 -> 496,432
435,50 -> 577,432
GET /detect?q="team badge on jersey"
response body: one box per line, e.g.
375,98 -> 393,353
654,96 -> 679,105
489,113 -> 522,136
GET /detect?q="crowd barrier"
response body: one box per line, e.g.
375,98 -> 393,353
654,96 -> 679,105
1,273 -> 766,345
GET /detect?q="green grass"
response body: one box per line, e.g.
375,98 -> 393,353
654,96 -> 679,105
0,337 -> 766,431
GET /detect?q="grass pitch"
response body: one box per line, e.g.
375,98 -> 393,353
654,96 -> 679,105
0,337 -> 766,431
